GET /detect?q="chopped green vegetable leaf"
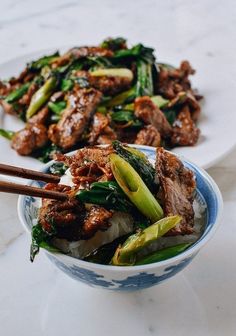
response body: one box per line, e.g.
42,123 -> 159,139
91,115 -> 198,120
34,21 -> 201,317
76,181 -> 134,212
60,78 -> 73,92
151,95 -> 169,109
28,52 -> 59,71
100,37 -> 127,51
49,162 -> 68,176
48,101 -> 66,115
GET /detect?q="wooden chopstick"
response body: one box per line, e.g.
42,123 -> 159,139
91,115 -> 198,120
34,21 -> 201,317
0,163 -> 60,183
0,180 -> 68,200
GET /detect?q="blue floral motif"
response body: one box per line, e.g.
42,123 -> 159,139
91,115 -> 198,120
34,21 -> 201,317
112,257 -> 193,291
49,256 -> 114,288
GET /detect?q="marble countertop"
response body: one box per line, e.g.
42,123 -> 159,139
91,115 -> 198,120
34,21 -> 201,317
0,0 -> 236,335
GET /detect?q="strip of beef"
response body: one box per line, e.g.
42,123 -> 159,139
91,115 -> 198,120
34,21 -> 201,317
171,105 -> 200,146
135,125 -> 161,147
134,96 -> 172,137
55,146 -> 114,186
52,47 -> 114,67
81,206 -> 113,239
48,88 -> 102,150
28,106 -> 49,124
88,112 -> 117,145
74,70 -> 132,95
11,123 -> 48,155
39,183 -> 112,241
156,147 -> 196,235
156,61 -> 196,100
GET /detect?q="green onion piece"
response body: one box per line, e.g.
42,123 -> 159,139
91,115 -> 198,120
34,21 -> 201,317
110,153 -> 163,222
60,79 -> 73,92
111,215 -> 182,266
48,101 -> 66,115
91,68 -> 133,81
135,243 -> 191,265
26,76 -> 57,120
105,87 -> 136,107
5,83 -> 30,103
151,95 -> 169,109
0,129 -> 15,140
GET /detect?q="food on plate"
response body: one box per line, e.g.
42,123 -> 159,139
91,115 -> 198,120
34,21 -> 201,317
30,142 -> 205,266
0,38 -> 202,162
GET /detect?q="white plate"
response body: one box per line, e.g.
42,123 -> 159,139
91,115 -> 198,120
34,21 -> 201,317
0,48 -> 235,180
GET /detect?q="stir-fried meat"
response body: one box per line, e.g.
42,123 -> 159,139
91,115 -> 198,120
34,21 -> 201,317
88,112 -> 109,144
96,126 -> 117,145
0,99 -> 15,115
135,125 -> 161,147
157,61 -> 196,100
48,88 -> 102,149
186,91 -> 201,122
52,47 -> 114,67
39,183 -> 86,241
82,206 -> 113,239
39,184 -> 112,240
171,105 -> 200,146
55,146 -> 114,186
134,96 -> 172,137
28,106 -> 49,124
9,67 -> 35,85
11,123 -> 48,155
156,147 -> 196,235
88,112 -> 117,145
18,83 -> 38,106
74,70 -> 132,95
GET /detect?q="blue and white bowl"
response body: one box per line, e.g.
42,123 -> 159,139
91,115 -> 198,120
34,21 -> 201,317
18,146 -> 223,291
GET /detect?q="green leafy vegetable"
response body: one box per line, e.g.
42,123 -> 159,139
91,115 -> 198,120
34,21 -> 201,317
30,223 -> 58,262
0,129 -> 15,140
163,109 -> 177,125
135,243 -> 191,265
60,78 -> 73,92
111,215 -> 181,265
110,153 -> 163,222
114,44 -> 155,63
48,101 -> 66,115
49,162 -> 68,176
100,37 -> 127,51
28,52 -> 59,71
26,76 -> 58,120
76,181 -> 134,212
37,143 -> 62,163
112,141 -> 156,191
111,110 -> 142,127
5,83 -> 30,103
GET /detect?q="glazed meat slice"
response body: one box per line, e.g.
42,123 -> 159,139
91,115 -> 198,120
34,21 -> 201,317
39,184 -> 112,241
134,96 -> 172,137
157,61 -> 196,100
11,123 -> 48,155
56,146 -> 114,185
81,206 -> 113,239
171,105 -> 200,146
74,70 -> 132,95
135,125 -> 161,147
48,88 -> 102,149
52,47 -> 113,67
88,112 -> 117,145
156,147 -> 196,235
28,106 -> 49,124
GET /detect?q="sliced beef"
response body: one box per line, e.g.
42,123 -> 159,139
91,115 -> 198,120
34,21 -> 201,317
171,105 -> 200,146
82,206 -> 113,239
156,147 -> 196,235
134,96 -> 172,137
52,47 -> 113,67
55,146 -> 114,186
28,106 -> 49,125
11,123 -> 48,155
18,82 -> 39,106
39,184 -> 112,241
88,112 -> 117,145
135,125 -> 161,147
74,70 -> 132,95
157,61 -> 196,99
48,88 -> 102,149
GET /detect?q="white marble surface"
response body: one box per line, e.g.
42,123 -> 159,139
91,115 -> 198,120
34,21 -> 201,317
0,0 -> 236,335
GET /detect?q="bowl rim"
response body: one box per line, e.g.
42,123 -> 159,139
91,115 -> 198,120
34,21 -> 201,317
18,145 -> 223,272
